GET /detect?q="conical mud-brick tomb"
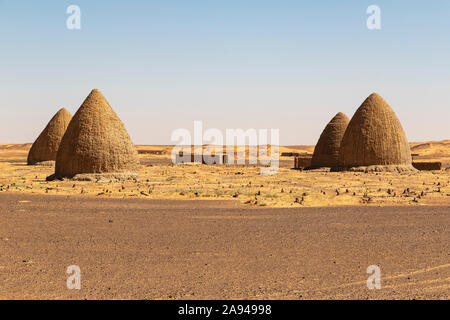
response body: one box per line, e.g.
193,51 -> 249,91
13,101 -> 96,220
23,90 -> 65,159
310,112 -> 349,168
49,89 -> 140,181
27,108 -> 72,165
337,93 -> 415,172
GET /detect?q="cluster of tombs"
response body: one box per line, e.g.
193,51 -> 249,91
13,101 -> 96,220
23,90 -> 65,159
27,90 -> 442,181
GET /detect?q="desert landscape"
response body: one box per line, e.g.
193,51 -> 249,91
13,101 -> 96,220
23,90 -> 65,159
1,2 -> 450,302
0,91 -> 449,300
0,138 -> 449,299
1,141 -> 450,207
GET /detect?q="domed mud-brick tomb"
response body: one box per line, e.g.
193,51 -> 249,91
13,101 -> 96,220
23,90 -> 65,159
48,89 -> 140,181
27,108 -> 72,165
336,93 -> 415,173
310,112 -> 349,169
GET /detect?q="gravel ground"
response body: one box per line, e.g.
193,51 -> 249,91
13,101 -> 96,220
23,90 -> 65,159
0,193 -> 448,299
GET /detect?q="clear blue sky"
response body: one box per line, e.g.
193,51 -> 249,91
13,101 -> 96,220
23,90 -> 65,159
1,0 -> 449,145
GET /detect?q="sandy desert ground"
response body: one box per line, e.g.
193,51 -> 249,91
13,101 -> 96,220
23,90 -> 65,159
0,193 -> 448,299
0,142 -> 449,299
0,142 -> 449,207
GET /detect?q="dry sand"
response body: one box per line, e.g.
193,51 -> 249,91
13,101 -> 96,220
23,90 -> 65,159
1,143 -> 449,208
0,143 -> 448,299
0,193 -> 448,299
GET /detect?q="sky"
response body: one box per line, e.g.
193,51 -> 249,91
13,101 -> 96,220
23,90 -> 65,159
1,0 -> 449,145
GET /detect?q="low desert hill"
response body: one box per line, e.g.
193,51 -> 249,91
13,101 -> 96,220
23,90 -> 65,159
1,140 -> 449,165
409,140 -> 450,165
